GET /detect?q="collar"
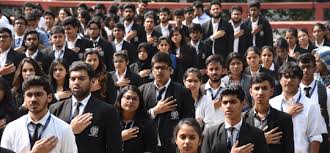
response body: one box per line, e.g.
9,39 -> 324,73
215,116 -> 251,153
0,47 -> 10,55
315,39 -> 325,47
115,39 -> 124,45
229,20 -> 242,28
211,18 -> 221,24
303,44 -> 309,50
253,107 -> 271,120
300,79 -> 316,89
27,111 -> 50,126
154,78 -> 171,90
205,80 -> 221,90
53,45 -> 66,53
224,118 -> 243,130
251,17 -> 259,23
115,68 -> 127,80
124,20 -> 134,28
190,40 -> 200,47
91,36 -> 101,43
160,23 -> 169,29
66,34 -> 82,42
72,93 -> 91,108
281,89 -> 301,104
25,49 -> 39,59
199,13 -> 208,19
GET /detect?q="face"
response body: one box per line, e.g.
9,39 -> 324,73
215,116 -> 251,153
124,8 -> 135,21
157,40 -> 170,53
59,9 -> 68,21
22,63 -> 36,81
27,20 -> 38,30
174,15 -> 184,25
231,9 -> 242,23
184,72 -> 201,92
275,48 -> 288,60
184,11 -> 194,21
25,33 -> 39,51
121,90 -> 140,114
45,15 -> 55,28
280,73 -> 301,95
152,62 -> 171,84
14,19 -> 27,35
69,70 -> 91,99
221,95 -> 243,121
85,54 -> 100,70
138,3 -> 147,12
313,26 -> 325,40
51,33 -> 65,48
210,4 -> 221,19
53,63 -> 67,81
159,12 -> 169,23
249,7 -> 259,18
171,31 -> 183,44
193,7 -> 203,17
78,14 -> 86,25
88,23 -> 100,39
113,27 -> 124,39
206,62 -> 222,82
299,62 -> 315,82
285,32 -> 297,46
114,56 -> 128,71
298,31 -> 309,46
261,49 -> 273,65
24,86 -> 51,114
138,48 -> 148,61
229,59 -> 244,76
24,6 -> 33,15
246,51 -> 260,68
250,81 -> 273,106
64,25 -> 78,39
0,32 -> 12,51
189,31 -> 201,42
175,124 -> 201,153
144,17 -> 154,30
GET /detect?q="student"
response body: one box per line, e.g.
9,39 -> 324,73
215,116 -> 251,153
244,46 -> 270,76
129,43 -> 153,84
201,85 -> 270,153
173,9 -> 189,39
285,28 -> 308,58
154,7 -> 172,38
174,118 -> 202,153
112,23 -> 136,64
49,59 -> 71,102
274,37 -> 296,67
297,29 -> 317,53
13,16 -> 27,51
139,52 -> 195,153
313,23 -> 330,48
244,72 -> 294,153
192,1 -> 210,25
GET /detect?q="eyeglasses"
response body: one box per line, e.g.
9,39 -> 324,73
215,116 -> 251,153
153,66 -> 170,72
25,92 -> 46,98
123,95 -> 139,101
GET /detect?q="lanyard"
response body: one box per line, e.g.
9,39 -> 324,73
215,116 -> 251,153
280,93 -> 301,112
27,114 -> 51,148
208,87 -> 222,100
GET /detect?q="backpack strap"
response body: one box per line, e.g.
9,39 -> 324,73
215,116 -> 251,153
317,81 -> 330,131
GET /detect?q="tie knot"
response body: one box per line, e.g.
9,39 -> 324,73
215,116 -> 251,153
75,101 -> 82,107
304,87 -> 311,91
31,123 -> 42,129
228,127 -> 235,133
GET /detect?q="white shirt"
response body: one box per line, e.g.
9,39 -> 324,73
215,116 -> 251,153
14,35 -> 24,49
66,35 -> 82,49
224,119 -> 242,145
0,48 -> 10,68
192,13 -> 211,25
114,39 -> 124,52
251,17 -> 259,46
300,79 -> 330,127
160,24 -> 170,38
124,21 -> 134,36
315,39 -> 325,48
71,93 -> 92,117
53,45 -> 66,60
270,90 -> 324,153
230,20 -> 242,53
25,49 -> 39,59
1,111 -> 77,153
190,40 -> 200,54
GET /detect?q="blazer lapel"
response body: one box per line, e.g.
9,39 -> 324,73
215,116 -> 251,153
245,109 -> 255,126
59,99 -> 73,123
266,107 -> 277,130
82,96 -> 96,114
215,123 -> 229,153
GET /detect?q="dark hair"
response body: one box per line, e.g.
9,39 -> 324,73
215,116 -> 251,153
278,61 -> 303,80
113,51 -> 129,63
114,85 -> 148,119
22,30 -> 39,48
104,14 -> 119,27
49,59 -> 69,92
219,85 -> 245,102
183,67 -> 202,81
25,13 -> 37,21
14,15 -> 27,25
170,26 -> 187,48
12,58 -> 45,88
157,36 -> 171,47
83,49 -> 107,75
87,18 -> 101,29
137,42 -> 150,53
95,3 -> 106,10
173,118 -> 202,143
78,10 -> 92,25
249,72 -> 275,88
261,46 -> 275,56
248,0 -> 261,8
174,9 -> 184,17
78,3 -> 89,11
23,2 -> 35,10
185,7 -> 194,14
50,25 -> 65,35
0,78 -> 17,118
62,16 -> 80,28
274,37 -> 289,50
113,23 -> 125,31
22,76 -> 52,94
225,52 -> 246,72
189,23 -> 202,33
124,4 -> 136,11
313,23 -> 326,32
69,61 -> 95,79
210,0 -> 222,8
159,7 -> 170,15
297,53 -> 316,66
205,54 -> 223,67
297,29 -> 309,35
43,10 -> 55,18
231,5 -> 243,13
245,46 -> 261,57
0,27 -> 12,39
151,52 -> 172,68
193,1 -> 204,9
286,28 -> 298,39
58,8 -> 72,18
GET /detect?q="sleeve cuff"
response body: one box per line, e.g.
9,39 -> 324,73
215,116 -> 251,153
309,135 -> 323,143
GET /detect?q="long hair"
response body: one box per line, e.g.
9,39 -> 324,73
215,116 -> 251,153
48,59 -> 70,92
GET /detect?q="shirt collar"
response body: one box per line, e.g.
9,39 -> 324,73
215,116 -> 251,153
224,118 -> 243,130
205,80 -> 221,90
27,111 -> 50,126
281,89 -> 301,104
72,93 -> 91,108
115,68 -> 127,80
53,44 -> 66,53
91,36 -> 101,43
0,47 -> 11,56
253,107 -> 271,120
115,39 -> 124,45
300,79 -> 316,89
160,23 -> 169,29
315,39 -> 325,47
66,34 -> 82,42
154,78 -> 171,90
25,49 -> 39,59
124,21 -> 134,29
251,17 -> 259,23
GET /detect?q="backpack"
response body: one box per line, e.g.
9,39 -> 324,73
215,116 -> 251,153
317,81 -> 330,132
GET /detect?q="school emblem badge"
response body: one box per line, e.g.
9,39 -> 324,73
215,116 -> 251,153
89,126 -> 99,137
170,110 -> 179,120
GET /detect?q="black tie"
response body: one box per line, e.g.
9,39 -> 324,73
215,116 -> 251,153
304,87 -> 312,98
30,123 -> 42,149
72,102 -> 82,119
93,41 -> 98,48
228,127 -> 236,150
157,88 -> 166,102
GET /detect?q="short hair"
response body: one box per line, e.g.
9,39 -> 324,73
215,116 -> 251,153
313,23 -> 326,31
113,51 -> 129,62
14,15 -> 27,25
151,52 -> 172,68
225,52 -> 246,71
274,37 -> 289,50
87,19 -> 101,29
69,61 -> 95,79
210,0 -> 222,8
43,10 -> 55,18
95,3 -> 106,10
174,9 -> 184,17
124,4 -> 136,11
159,7 -> 170,15
113,23 -> 125,31
22,76 -> 52,94
183,67 -> 202,81
219,85 -> 245,102
62,16 -> 80,28
297,53 -> 316,66
173,118 -> 202,143
0,27 -> 12,39
23,30 -> 39,44
245,46 -> 261,57
185,7 -> 194,14
231,5 -> 243,13
23,2 -> 35,10
50,26 -> 65,36
278,61 -> 303,80
192,1 -> 203,9
78,3 -> 88,10
189,23 -> 202,33
205,54 -> 223,67
248,0 -> 261,8
249,72 -> 275,88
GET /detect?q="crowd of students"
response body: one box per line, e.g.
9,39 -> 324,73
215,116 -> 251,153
0,0 -> 330,153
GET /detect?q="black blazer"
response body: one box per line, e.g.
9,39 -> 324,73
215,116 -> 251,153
32,49 -> 50,74
95,38 -> 115,71
47,47 -> 79,67
243,107 -> 294,153
49,96 -> 122,153
188,40 -> 212,69
154,24 -> 173,37
2,48 -> 25,86
128,22 -> 147,49
237,23 -> 253,55
201,121 -> 270,153
172,44 -> 198,72
243,16 -> 273,49
202,18 -> 234,60
70,37 -> 93,59
110,68 -> 142,90
112,40 -> 137,64
92,73 -> 117,105
139,81 -> 195,153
